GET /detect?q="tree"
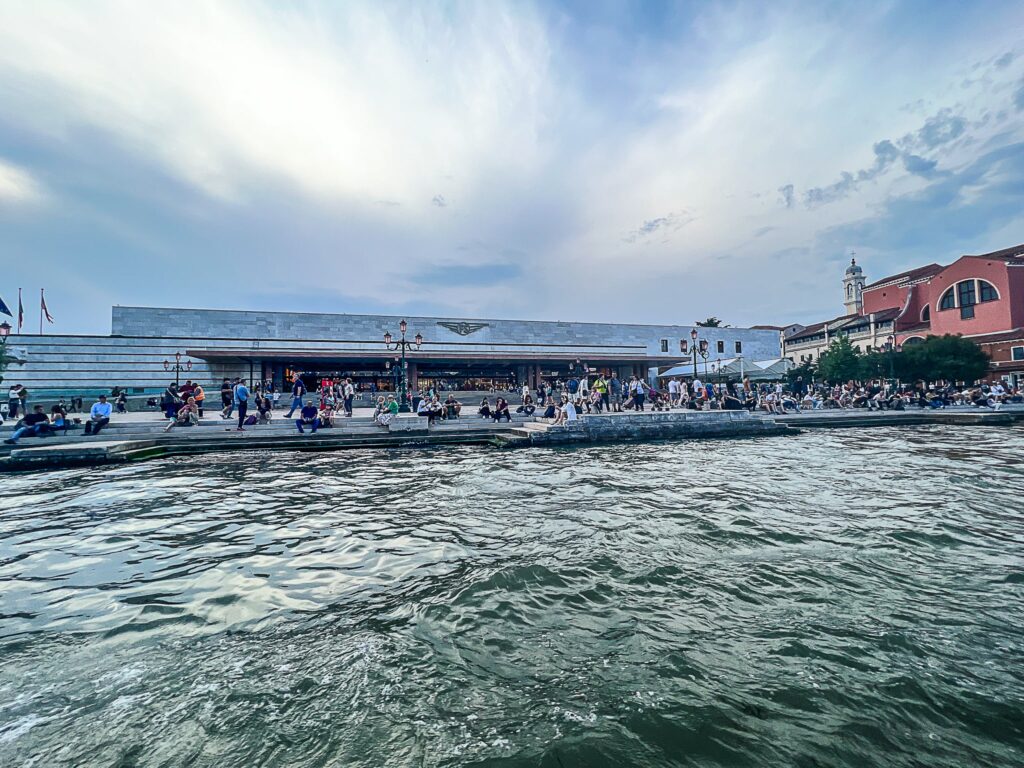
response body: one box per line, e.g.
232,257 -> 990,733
695,317 -> 729,327
0,339 -> 10,388
858,349 -> 891,381
786,360 -> 816,387
895,334 -> 989,384
816,336 -> 863,383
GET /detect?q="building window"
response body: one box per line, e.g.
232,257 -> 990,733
939,287 -> 956,310
660,339 -> 669,353
679,339 -> 688,353
958,280 -> 976,320
979,280 -> 998,302
1012,346 -> 1024,361
716,340 -> 724,354
921,304 -> 930,322
735,341 -> 742,354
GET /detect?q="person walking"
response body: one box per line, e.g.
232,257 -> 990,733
234,378 -> 250,431
285,375 -> 306,418
609,372 -> 622,412
631,376 -> 647,411
219,379 -> 233,419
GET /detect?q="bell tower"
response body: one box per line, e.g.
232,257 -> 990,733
843,255 -> 864,315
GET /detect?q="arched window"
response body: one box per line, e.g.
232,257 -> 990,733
921,304 -> 930,322
846,284 -> 853,299
939,287 -> 956,310
903,336 -> 925,345
979,280 -> 998,302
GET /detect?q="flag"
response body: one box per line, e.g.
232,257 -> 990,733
41,289 -> 54,324
0,295 -> 11,318
17,288 -> 23,332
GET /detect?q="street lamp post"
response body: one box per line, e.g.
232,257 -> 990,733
884,334 -> 902,384
690,329 -> 709,380
690,329 -> 698,380
383,320 -> 423,413
163,351 -> 192,386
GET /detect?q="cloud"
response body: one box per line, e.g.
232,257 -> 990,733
902,153 -> 938,177
817,140 -> 1024,256
801,102 -> 996,208
913,109 -> 967,150
412,263 -> 522,286
994,52 -> 1014,69
804,140 -> 902,206
1,1 -> 1022,333
623,211 -> 694,243
1015,79 -> 1024,111
0,2 -> 553,206
0,159 -> 44,205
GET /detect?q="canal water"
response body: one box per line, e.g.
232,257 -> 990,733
1,426 -> 1022,767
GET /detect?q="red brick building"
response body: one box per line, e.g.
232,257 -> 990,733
785,243 -> 1024,384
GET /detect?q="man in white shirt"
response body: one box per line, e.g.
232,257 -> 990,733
85,394 -> 112,435
668,378 -> 680,407
553,396 -> 578,425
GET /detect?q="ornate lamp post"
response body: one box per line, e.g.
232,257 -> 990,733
884,334 -> 902,383
383,320 -> 422,412
163,351 -> 192,386
690,329 -> 709,379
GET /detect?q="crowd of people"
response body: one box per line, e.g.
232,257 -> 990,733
4,369 -> 1022,446
3,393 -> 113,444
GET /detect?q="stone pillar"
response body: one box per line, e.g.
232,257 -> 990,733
408,362 -> 418,390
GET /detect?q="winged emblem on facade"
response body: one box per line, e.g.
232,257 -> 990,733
437,321 -> 489,336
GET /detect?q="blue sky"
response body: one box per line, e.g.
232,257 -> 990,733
0,0 -> 1022,333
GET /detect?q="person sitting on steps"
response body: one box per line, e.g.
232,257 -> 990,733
85,394 -> 112,435
5,405 -> 51,444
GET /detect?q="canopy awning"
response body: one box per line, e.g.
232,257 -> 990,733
658,357 -> 792,380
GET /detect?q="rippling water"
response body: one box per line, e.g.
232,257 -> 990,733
1,426 -> 1023,767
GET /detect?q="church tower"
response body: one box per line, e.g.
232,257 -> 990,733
843,256 -> 865,315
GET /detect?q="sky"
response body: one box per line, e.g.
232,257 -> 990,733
0,0 -> 1022,334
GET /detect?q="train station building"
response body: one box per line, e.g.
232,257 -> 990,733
3,306 -> 782,398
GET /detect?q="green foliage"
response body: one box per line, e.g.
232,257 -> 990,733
858,349 -> 891,381
786,360 -> 816,387
816,336 -> 863,383
695,317 -> 727,327
0,340 -> 9,387
895,334 -> 989,384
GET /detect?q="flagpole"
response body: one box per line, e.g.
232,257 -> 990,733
40,288 -> 43,335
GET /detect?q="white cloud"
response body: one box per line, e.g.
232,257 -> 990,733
0,1 -> 1022,331
0,1 -> 553,207
0,159 -> 44,205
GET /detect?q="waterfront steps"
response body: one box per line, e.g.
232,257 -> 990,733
3,407 -> 1023,471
